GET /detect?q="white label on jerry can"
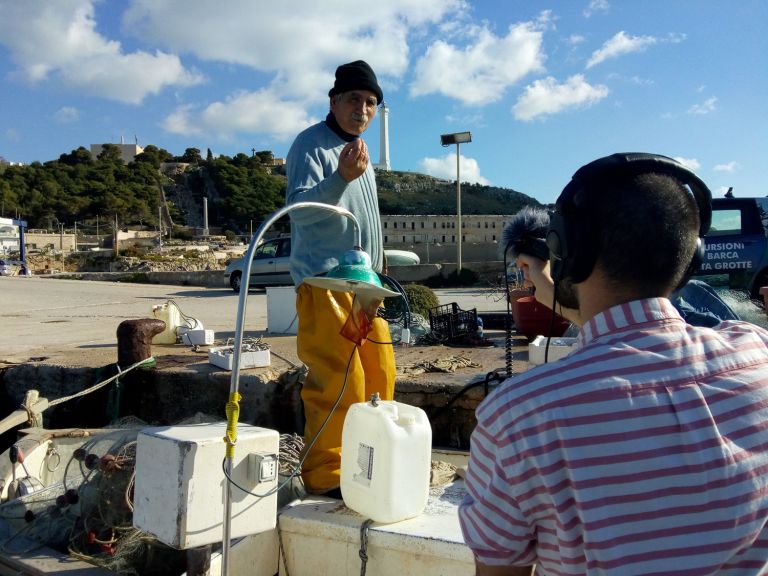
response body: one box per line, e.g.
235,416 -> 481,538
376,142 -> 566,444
354,443 -> 374,486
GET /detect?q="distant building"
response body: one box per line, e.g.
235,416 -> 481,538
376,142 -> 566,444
381,214 -> 506,245
0,223 -> 19,254
0,156 -> 24,166
90,143 -> 144,164
24,231 -> 77,253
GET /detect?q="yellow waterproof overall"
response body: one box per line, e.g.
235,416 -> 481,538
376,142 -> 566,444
296,283 -> 395,493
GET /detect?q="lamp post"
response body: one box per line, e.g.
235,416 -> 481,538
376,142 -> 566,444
440,131 -> 472,271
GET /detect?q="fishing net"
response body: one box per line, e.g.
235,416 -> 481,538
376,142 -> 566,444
0,427 -> 186,575
1,422 -> 306,574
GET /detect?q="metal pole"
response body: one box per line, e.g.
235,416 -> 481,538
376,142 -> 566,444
456,143 -> 462,271
222,201 -> 360,576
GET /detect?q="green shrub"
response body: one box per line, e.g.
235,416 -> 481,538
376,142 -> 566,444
402,284 -> 440,318
117,245 -> 147,259
424,268 -> 480,288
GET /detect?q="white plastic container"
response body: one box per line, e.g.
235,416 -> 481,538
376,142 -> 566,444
341,398 -> 432,523
152,302 -> 181,344
528,335 -> 578,366
266,286 -> 298,334
208,345 -> 271,370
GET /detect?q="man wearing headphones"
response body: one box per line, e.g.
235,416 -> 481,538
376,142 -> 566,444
459,153 -> 768,575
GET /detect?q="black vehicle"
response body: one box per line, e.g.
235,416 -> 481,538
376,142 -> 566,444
695,196 -> 768,298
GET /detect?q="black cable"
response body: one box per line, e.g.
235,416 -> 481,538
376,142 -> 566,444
378,273 -> 411,330
222,343 -> 358,499
503,246 -> 514,378
546,282 -> 560,364
428,370 -> 505,423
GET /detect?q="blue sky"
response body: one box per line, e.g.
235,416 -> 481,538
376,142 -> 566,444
0,0 -> 766,205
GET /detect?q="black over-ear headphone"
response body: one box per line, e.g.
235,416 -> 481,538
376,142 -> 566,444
546,152 -> 712,284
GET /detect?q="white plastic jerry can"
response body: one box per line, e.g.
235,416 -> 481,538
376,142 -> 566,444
151,302 -> 181,344
340,395 -> 432,523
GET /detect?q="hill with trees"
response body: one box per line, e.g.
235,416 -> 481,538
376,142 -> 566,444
0,145 -> 541,236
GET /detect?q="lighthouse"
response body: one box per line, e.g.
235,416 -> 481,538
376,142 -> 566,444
376,102 -> 391,171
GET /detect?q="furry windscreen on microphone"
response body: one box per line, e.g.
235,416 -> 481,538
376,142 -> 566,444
500,206 -> 551,261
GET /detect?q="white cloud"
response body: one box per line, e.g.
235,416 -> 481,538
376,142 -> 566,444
688,97 -> 718,115
410,14 -> 549,105
163,89 -> 319,140
513,74 -> 609,121
583,0 -> 610,18
586,31 -> 658,68
419,153 -> 490,185
714,161 -> 739,172
445,113 -> 485,127
53,106 -> 80,123
607,73 -> 654,86
123,0 -> 464,101
0,1 -> 203,104
674,157 -> 701,171
568,34 -> 586,46
4,128 -> 21,142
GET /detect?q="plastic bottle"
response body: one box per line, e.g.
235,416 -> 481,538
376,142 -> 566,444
340,396 -> 432,523
476,316 -> 484,339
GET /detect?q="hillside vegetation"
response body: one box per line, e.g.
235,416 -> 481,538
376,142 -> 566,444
0,145 -> 540,235
377,170 -> 542,215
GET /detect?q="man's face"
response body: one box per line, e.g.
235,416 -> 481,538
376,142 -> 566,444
330,90 -> 378,135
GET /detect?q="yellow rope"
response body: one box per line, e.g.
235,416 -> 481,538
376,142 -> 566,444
224,391 -> 241,460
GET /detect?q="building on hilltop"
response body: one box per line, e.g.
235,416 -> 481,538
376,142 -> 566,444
90,143 -> 144,164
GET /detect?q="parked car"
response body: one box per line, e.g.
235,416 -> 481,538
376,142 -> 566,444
0,259 -> 18,276
694,196 -> 768,298
224,237 -> 292,292
223,238 -> 421,293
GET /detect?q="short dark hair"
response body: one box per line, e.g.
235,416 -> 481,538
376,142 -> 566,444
594,172 -> 700,295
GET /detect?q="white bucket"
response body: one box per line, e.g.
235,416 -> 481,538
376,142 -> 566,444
341,398 -> 432,523
152,302 -> 181,344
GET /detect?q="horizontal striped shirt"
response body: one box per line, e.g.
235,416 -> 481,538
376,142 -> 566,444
459,298 -> 768,575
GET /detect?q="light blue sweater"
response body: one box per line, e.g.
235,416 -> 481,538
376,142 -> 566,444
286,121 -> 383,285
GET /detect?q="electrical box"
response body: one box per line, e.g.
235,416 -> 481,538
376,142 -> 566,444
133,423 -> 279,549
180,329 -> 215,345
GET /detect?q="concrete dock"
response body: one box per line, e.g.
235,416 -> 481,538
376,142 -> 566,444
0,276 -> 529,448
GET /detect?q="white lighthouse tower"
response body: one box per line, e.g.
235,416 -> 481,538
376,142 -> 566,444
376,102 -> 391,172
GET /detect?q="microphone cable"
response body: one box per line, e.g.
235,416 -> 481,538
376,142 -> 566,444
502,246 -> 515,378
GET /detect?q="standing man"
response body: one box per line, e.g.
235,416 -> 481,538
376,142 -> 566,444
285,60 -> 394,496
459,153 -> 768,575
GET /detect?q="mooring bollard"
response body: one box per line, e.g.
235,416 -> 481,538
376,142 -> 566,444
117,318 -> 166,367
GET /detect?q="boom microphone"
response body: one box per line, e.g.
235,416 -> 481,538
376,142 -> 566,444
501,206 -> 551,261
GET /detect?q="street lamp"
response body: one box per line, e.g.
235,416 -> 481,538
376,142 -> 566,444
440,131 -> 472,271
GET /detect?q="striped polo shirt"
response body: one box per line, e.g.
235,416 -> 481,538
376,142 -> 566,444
459,298 -> 768,575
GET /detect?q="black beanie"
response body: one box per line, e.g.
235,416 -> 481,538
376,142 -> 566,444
328,60 -> 383,105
